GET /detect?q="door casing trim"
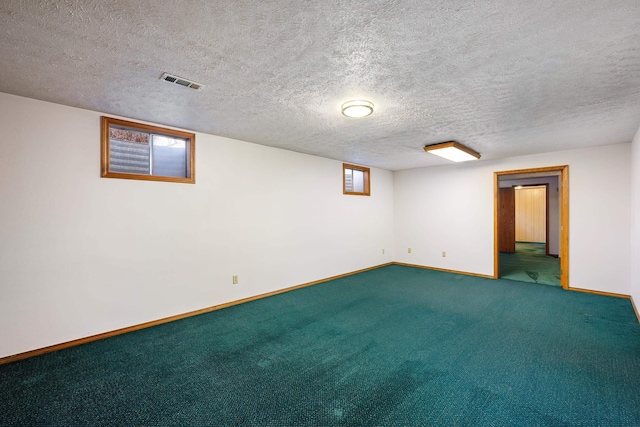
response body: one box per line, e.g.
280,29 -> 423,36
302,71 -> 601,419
494,166 -> 569,289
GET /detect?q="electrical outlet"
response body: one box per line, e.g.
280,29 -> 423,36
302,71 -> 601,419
442,251 -> 446,257
232,275 -> 238,285
408,248 -> 412,254
382,249 -> 385,254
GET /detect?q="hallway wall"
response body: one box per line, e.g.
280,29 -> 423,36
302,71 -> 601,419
499,176 -> 560,255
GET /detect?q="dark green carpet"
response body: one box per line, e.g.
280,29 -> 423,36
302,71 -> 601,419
1,265 -> 639,426
500,242 -> 561,286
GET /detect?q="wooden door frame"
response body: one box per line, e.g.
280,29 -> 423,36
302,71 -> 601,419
494,166 -> 569,289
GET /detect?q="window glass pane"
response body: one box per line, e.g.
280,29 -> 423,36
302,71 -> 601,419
151,135 -> 187,178
108,127 -> 150,175
342,163 -> 370,196
102,117 -> 195,183
345,169 -> 353,192
352,169 -> 365,193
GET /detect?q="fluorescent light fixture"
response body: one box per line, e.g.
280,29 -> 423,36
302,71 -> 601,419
341,100 -> 374,118
423,141 -> 481,162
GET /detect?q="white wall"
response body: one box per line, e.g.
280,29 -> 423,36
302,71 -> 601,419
631,126 -> 640,314
394,144 -> 632,295
0,93 -> 395,358
1,91 -> 636,359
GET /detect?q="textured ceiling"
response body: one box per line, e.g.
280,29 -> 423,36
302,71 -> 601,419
1,1 -> 639,170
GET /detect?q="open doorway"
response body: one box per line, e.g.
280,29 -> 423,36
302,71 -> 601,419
494,166 -> 569,289
501,184 -> 560,286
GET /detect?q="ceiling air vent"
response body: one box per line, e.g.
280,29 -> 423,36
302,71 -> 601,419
160,73 -> 203,90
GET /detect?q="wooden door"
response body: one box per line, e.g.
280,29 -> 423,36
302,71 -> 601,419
515,186 -> 547,243
498,187 -> 515,252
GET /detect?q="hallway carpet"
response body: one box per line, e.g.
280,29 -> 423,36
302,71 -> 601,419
500,242 -> 561,286
1,265 -> 639,426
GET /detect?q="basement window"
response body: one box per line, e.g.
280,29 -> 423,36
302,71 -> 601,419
101,117 -> 195,183
343,163 -> 370,196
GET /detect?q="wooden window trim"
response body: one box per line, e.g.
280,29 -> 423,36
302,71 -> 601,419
343,163 -> 370,196
101,116 -> 196,184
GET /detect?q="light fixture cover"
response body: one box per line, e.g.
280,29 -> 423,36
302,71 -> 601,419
423,141 -> 481,162
341,100 -> 374,118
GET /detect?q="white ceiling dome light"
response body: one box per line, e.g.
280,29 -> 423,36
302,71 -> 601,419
341,100 -> 374,118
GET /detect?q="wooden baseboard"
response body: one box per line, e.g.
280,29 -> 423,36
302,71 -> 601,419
391,262 -> 494,279
0,262 -> 393,365
4,262 -> 636,365
568,286 -> 631,299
